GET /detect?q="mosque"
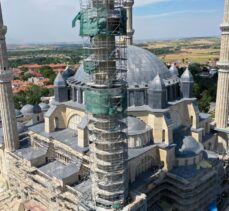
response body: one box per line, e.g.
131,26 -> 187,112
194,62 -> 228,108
0,0 -> 228,211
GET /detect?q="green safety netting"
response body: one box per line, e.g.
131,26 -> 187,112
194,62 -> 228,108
72,7 -> 127,37
83,60 -> 98,74
85,89 -> 127,116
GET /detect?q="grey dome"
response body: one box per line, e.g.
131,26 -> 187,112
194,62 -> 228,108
62,66 -> 74,80
33,104 -> 42,114
21,104 -> 34,115
181,68 -> 194,83
39,103 -> 50,111
54,73 -> 66,87
170,64 -> 179,76
127,116 -> 146,132
149,74 -> 165,91
17,122 -> 25,134
73,45 -> 171,85
179,136 -> 203,155
15,109 -> 23,118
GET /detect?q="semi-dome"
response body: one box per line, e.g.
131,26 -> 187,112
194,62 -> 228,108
39,103 -> 50,112
128,116 -> 146,132
126,116 -> 152,149
179,136 -> 203,156
73,45 -> 172,86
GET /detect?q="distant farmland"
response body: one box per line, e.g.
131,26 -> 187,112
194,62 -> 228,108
138,37 -> 220,64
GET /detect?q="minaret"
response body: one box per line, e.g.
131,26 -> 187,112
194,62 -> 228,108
0,2 -> 19,152
215,0 -> 229,128
74,0 -> 128,209
124,0 -> 134,45
215,0 -> 229,154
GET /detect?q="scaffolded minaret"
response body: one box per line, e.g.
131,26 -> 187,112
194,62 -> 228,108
0,2 -> 19,152
215,0 -> 229,153
124,0 -> 134,45
73,0 -> 128,209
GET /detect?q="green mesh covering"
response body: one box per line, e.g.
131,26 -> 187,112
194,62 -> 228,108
83,60 -> 98,74
85,89 -> 127,116
72,7 -> 127,37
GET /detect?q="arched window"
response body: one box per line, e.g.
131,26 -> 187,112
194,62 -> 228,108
68,115 -> 82,130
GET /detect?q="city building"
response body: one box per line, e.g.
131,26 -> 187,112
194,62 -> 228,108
0,0 -> 228,211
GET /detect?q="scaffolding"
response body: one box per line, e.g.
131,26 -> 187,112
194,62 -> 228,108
73,0 -> 128,209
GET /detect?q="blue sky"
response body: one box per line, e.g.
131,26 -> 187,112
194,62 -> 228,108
1,0 -> 225,44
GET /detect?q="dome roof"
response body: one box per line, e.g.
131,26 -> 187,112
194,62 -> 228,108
149,74 -> 165,91
20,104 -> 41,115
54,72 -> 66,87
62,66 -> 75,80
181,68 -> 194,83
179,136 -> 203,156
21,104 -> 34,115
15,109 -> 23,118
39,102 -> 50,111
73,45 -> 172,86
33,104 -> 42,114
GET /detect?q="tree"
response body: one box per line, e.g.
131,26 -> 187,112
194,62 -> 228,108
39,66 -> 57,85
13,85 -> 53,109
198,90 -> 212,112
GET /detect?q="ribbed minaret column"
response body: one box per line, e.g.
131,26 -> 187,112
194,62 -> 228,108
215,0 -> 229,129
124,0 -> 134,45
0,2 -> 19,152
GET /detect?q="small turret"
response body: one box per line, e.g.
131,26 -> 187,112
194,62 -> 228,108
169,63 -> 179,77
180,67 -> 194,98
148,74 -> 167,109
54,72 -> 68,102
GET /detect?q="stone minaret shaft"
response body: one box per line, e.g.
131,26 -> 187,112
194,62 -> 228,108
124,0 -> 134,45
0,2 -> 19,152
215,0 -> 229,129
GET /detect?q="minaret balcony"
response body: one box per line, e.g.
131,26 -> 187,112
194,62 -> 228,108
220,24 -> 229,32
0,70 -> 13,83
217,62 -> 229,70
0,25 -> 7,37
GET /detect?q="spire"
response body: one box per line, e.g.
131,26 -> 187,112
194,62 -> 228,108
169,63 -> 179,77
215,0 -> 229,132
0,1 -> 8,72
181,67 -> 194,83
0,2 -> 4,26
149,74 -> 165,91
54,72 -> 66,87
223,0 -> 229,24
